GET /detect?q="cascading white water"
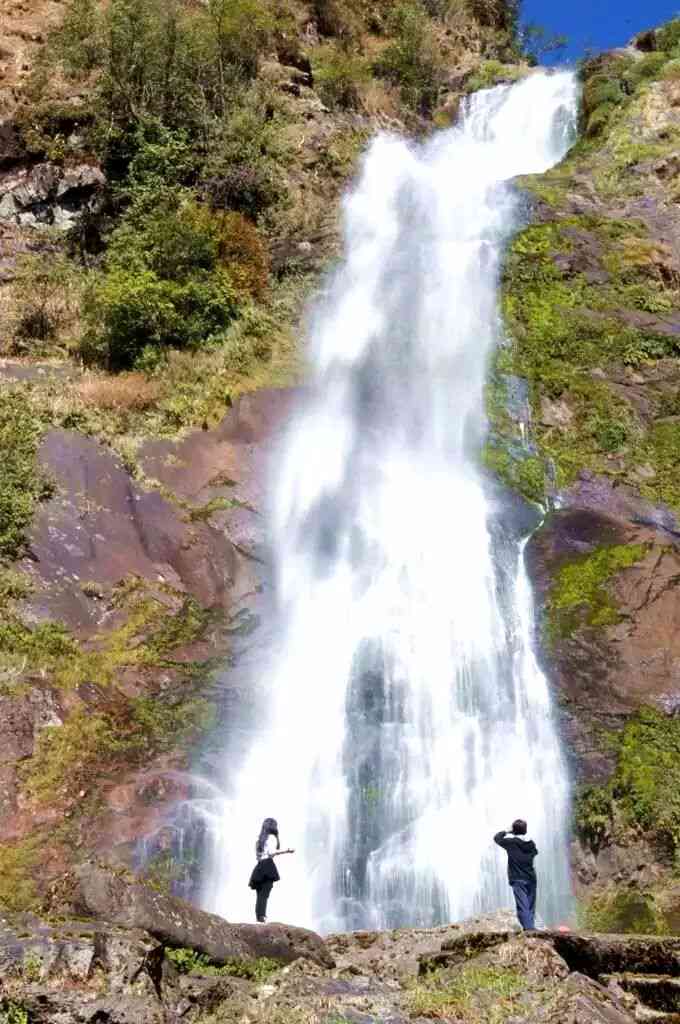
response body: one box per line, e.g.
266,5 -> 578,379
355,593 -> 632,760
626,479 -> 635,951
202,70 -> 579,933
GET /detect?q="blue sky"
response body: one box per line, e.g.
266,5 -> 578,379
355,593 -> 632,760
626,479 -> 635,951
521,0 -> 680,64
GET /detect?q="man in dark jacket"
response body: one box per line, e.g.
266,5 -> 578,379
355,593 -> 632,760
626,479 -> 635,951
494,819 -> 538,930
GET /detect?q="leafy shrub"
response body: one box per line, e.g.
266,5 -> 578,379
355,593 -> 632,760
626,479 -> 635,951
165,948 -> 280,980
83,267 -> 237,370
0,999 -> 30,1024
165,947 -> 212,973
204,164 -> 279,220
662,58 -> 680,81
465,59 -> 523,93
588,416 -> 630,453
81,195 -> 248,368
10,252 -> 78,353
585,103 -> 618,138
656,18 -> 680,53
374,2 -> 444,113
313,44 -> 370,110
625,52 -> 669,89
574,785 -> 612,852
614,707 -> 680,858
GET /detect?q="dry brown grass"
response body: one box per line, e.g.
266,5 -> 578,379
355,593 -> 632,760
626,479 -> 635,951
77,373 -> 161,411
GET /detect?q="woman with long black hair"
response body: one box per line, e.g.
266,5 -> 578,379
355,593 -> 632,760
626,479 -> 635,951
248,817 -> 294,923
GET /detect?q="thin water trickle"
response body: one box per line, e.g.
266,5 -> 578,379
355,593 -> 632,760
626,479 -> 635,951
201,70 -> 579,933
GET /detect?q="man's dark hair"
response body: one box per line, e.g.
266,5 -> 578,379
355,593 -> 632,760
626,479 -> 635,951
512,819 -> 527,835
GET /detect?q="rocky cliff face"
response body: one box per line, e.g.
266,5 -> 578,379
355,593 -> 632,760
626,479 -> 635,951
490,26 -> 680,930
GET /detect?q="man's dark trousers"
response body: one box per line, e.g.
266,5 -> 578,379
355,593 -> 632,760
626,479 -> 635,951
255,880 -> 274,922
511,879 -> 536,930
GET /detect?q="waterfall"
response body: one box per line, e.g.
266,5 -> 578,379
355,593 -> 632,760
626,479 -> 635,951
202,70 -> 579,933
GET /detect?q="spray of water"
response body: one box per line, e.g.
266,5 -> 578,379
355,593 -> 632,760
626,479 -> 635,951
201,70 -> 579,933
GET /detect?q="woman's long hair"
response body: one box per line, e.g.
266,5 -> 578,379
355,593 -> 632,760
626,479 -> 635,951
255,817 -> 280,859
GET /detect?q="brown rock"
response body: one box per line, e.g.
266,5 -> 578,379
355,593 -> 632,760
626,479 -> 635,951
22,428 -> 249,631
540,972 -> 637,1023
526,506 -> 680,782
69,862 -> 334,969
540,395 -> 574,429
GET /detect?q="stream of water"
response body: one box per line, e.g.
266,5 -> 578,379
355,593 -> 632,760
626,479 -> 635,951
201,70 -> 579,933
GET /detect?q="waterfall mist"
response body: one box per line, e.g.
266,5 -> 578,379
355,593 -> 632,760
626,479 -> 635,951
201,70 -> 579,933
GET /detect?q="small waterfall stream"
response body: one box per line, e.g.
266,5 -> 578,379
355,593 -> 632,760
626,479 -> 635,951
202,70 -> 579,933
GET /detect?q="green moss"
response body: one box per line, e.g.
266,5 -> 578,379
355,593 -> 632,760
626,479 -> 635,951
574,708 -> 680,874
615,707 -> 680,857
580,888 -> 662,934
637,420 -> 680,512
499,195 -> 680,500
482,445 -> 546,504
573,784 -> 613,852
0,390 -> 53,560
0,836 -> 42,912
547,543 -> 646,642
0,577 -> 217,690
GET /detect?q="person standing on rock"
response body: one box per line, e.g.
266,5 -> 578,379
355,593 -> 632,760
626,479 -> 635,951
493,819 -> 538,930
248,817 -> 294,923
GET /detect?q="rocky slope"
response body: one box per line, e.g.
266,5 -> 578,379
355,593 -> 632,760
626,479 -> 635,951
489,25 -> 680,930
2,886 -> 680,1024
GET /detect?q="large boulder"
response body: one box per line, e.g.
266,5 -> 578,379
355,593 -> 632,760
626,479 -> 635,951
67,862 -> 334,969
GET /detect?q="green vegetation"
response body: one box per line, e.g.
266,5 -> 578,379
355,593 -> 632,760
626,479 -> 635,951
313,45 -> 371,110
0,576 -> 215,690
492,25 -> 680,513
482,444 -> 545,504
165,947 -> 280,981
0,836 -> 42,912
0,391 -> 52,560
0,1002 -> 29,1024
465,59 -> 525,93
580,888 -> 662,934
547,543 -> 646,642
373,2 -> 446,113
24,694 -> 215,804
0,577 -> 219,814
21,950 -> 43,982
404,964 -> 523,1021
575,708 -> 680,865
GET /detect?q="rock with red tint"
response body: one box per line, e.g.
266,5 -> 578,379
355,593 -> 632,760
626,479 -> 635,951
526,508 -> 680,783
137,387 -> 299,557
21,428 -> 253,632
